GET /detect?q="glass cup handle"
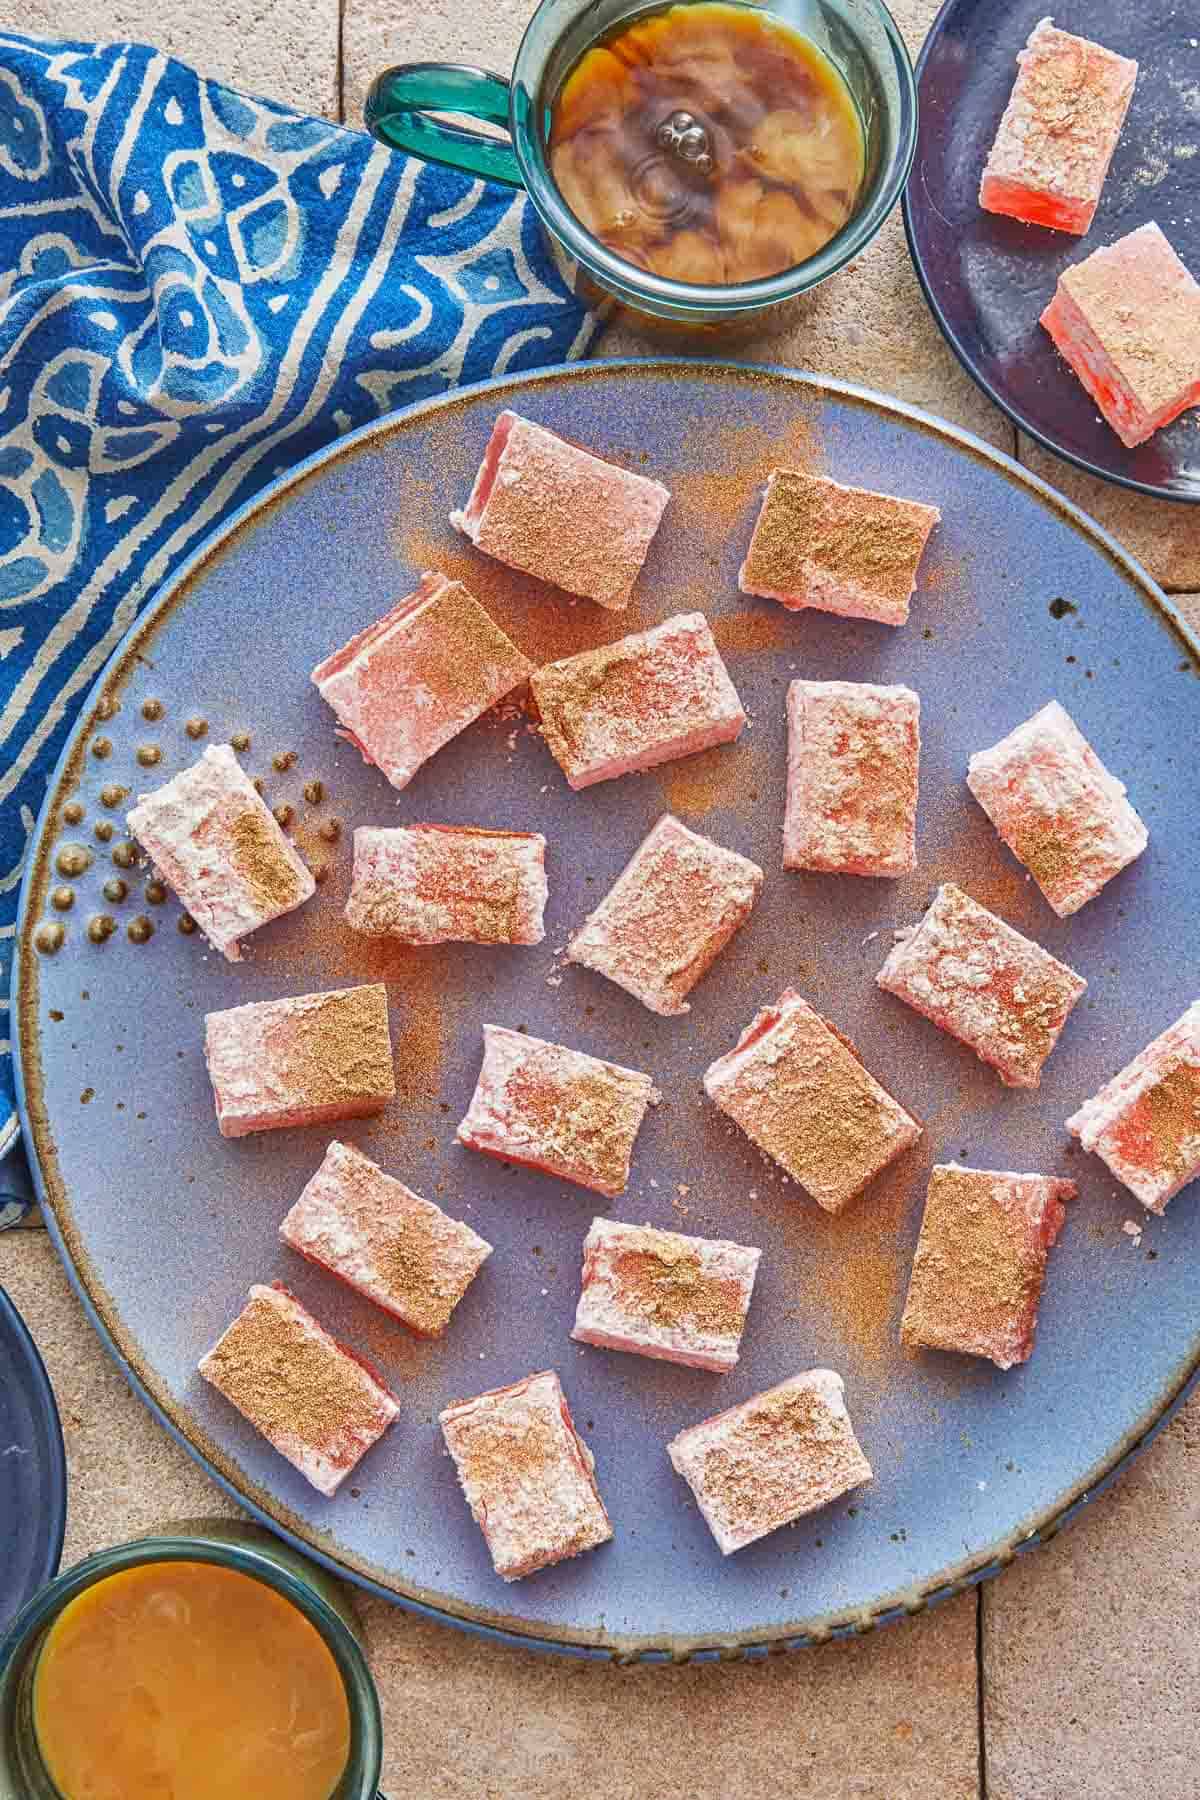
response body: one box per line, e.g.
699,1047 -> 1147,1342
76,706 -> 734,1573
364,62 -> 525,188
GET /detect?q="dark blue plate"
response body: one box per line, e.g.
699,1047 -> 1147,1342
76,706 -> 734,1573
904,0 -> 1200,501
0,1280 -> 66,1631
12,361 -> 1200,1660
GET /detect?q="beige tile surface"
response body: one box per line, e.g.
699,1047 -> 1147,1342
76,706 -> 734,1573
2,1233 -> 981,1799
20,0 -> 340,120
984,1388 -> 1200,1800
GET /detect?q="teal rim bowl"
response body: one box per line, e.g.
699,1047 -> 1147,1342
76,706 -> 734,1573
0,1530 -> 384,1798
366,0 -> 918,323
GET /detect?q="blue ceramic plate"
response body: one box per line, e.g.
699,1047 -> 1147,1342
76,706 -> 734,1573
0,1282 -> 66,1631
904,0 -> 1200,501
13,362 -> 1200,1659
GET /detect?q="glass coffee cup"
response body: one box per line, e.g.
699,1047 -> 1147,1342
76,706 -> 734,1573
365,0 -> 916,325
0,1524 -> 385,1799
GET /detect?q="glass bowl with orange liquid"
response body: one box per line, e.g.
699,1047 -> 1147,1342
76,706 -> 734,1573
0,1524 -> 384,1799
365,0 -> 916,325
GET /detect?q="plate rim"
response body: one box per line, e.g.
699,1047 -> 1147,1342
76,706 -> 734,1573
901,0 -> 1200,506
13,356 -> 1200,1661
0,1277 -> 67,1623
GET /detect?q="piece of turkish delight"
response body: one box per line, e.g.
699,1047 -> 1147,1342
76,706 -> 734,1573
900,1163 -> 1074,1369
126,743 -> 314,960
440,1370 -> 612,1580
1067,1001 -> 1200,1213
279,1140 -> 492,1336
567,813 -> 762,1015
966,699 -> 1146,916
345,823 -> 547,945
571,1217 -> 761,1372
703,988 -> 921,1212
530,612 -> 745,790
876,884 -> 1085,1088
204,983 -> 395,1137
451,410 -> 670,609
311,572 -> 531,790
199,1282 -> 398,1497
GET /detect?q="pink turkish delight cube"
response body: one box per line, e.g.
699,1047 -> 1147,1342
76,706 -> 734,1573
450,410 -> 671,610
784,679 -> 920,877
571,1217 -> 761,1373
738,468 -> 940,626
126,743 -> 315,960
668,1368 -> 872,1555
457,1024 -> 655,1198
440,1369 -> 612,1580
530,611 -> 745,790
567,813 -> 763,1016
279,1140 -> 492,1336
345,823 -> 547,945
979,19 -> 1137,235
199,1282 -> 399,1497
967,699 -> 1147,916
1040,222 -> 1200,447
204,983 -> 395,1138
703,988 -> 921,1213
900,1163 -> 1074,1369
311,572 -> 532,790
1067,1000 -> 1200,1214
876,884 -> 1086,1088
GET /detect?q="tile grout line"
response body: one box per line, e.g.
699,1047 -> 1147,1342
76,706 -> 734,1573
976,1585 -> 990,1799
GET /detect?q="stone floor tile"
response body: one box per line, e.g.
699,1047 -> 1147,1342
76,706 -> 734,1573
984,1386 -> 1200,1800
22,0 -> 340,120
1018,439 -> 1200,594
361,1588 -> 980,1800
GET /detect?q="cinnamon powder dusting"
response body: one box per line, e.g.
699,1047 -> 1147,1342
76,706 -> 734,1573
1112,1065 -> 1200,1181
672,414 -> 823,539
227,807 -> 303,913
282,987 -> 395,1110
615,1235 -> 744,1339
204,1291 -> 385,1449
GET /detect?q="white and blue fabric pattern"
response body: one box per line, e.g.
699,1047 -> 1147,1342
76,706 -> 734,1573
0,33 -> 598,1190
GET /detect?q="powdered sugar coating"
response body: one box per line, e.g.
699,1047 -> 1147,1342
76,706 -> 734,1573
571,1217 -> 761,1372
1067,1000 -> 1200,1213
450,410 -> 670,610
440,1369 -> 612,1580
204,983 -> 395,1138
784,680 -> 920,877
126,743 -> 315,960
199,1282 -> 399,1497
900,1163 -> 1074,1370
530,611 -> 745,790
737,468 -> 940,626
979,18 -> 1137,234
457,1024 -> 655,1198
280,1140 -> 492,1336
668,1368 -> 872,1555
567,813 -> 763,1015
1040,222 -> 1200,447
876,884 -> 1086,1089
967,699 -> 1147,916
311,571 -> 532,790
345,823 -> 547,945
703,988 -> 921,1212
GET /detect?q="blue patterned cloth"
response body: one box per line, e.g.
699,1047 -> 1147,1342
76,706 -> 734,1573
0,33 -> 598,1198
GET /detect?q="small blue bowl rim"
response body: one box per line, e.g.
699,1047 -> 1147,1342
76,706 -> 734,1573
12,357 -> 1200,1662
0,1281 -> 67,1629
